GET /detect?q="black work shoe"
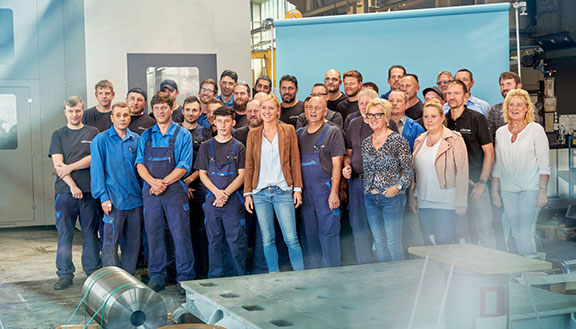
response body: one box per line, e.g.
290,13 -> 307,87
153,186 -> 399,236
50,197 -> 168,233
148,281 -> 165,292
178,284 -> 186,296
54,278 -> 73,290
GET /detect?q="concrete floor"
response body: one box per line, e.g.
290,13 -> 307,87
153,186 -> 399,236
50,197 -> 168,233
0,227 -> 184,329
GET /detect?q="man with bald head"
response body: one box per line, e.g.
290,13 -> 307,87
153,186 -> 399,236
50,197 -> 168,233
232,99 -> 262,145
324,69 -> 347,112
297,96 -> 346,269
388,90 -> 424,150
399,74 -> 423,121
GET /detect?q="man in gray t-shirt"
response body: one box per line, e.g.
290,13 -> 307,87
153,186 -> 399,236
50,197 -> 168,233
297,96 -> 346,269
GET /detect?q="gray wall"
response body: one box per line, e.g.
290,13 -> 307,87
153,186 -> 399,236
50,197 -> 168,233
0,0 -> 87,227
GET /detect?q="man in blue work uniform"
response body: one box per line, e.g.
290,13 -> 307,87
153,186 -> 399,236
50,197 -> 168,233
135,93 -> 195,293
297,96 -> 346,269
49,96 -> 101,290
217,70 -> 237,107
196,107 -> 247,278
90,102 -> 142,275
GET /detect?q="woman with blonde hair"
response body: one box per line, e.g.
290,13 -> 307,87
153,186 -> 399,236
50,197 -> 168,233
491,89 -> 549,255
362,98 -> 413,262
409,98 -> 468,245
243,95 -> 305,272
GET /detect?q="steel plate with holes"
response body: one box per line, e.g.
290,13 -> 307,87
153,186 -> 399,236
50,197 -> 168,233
179,260 -> 445,329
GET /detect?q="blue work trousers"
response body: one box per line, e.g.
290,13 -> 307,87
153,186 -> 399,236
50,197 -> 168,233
55,193 -> 101,279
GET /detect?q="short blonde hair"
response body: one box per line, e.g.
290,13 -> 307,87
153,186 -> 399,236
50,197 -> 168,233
502,89 -> 535,124
366,98 -> 392,117
260,94 -> 282,119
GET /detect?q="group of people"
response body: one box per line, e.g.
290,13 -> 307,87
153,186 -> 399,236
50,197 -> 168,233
49,65 -> 550,294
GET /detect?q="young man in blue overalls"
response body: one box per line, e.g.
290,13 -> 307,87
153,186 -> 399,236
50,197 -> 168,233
91,102 -> 142,275
135,93 -> 195,293
297,95 -> 346,269
197,106 -> 247,278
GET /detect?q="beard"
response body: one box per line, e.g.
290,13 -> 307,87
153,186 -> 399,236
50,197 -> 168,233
234,103 -> 247,113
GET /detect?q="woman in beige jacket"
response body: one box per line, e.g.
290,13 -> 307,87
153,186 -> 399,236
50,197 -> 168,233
408,99 -> 468,245
244,95 -> 304,273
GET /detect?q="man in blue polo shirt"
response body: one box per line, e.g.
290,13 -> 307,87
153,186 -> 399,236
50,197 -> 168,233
135,93 -> 195,293
91,102 -> 142,275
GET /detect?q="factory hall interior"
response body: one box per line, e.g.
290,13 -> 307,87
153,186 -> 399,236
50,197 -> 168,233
2,0 -> 576,328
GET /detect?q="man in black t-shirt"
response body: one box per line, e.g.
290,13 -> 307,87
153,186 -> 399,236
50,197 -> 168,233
180,96 -> 212,278
446,80 -> 496,249
336,70 -> 363,121
279,75 -> 304,128
233,82 -> 251,128
83,80 -> 115,132
49,96 -> 101,290
399,74 -> 423,121
297,96 -> 346,269
324,69 -> 347,112
126,87 -> 156,135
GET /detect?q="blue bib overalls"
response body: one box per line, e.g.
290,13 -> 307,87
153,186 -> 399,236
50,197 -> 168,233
203,139 -> 247,277
142,126 -> 195,284
298,126 -> 341,268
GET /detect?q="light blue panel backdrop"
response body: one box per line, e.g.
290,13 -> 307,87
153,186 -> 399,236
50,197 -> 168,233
275,3 -> 510,106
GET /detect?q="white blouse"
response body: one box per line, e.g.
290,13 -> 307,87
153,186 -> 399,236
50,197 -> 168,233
492,122 -> 550,192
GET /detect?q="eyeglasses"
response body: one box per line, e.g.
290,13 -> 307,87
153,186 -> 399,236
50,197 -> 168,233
437,80 -> 452,86
200,88 -> 215,94
366,112 -> 386,119
310,93 -> 327,97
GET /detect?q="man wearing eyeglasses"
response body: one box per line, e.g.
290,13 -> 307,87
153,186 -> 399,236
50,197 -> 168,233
297,96 -> 346,269
381,65 -> 406,100
198,79 -> 218,129
217,70 -> 238,107
279,74 -> 304,128
324,69 -> 347,112
296,84 -> 343,129
442,69 -> 490,117
436,71 -> 453,94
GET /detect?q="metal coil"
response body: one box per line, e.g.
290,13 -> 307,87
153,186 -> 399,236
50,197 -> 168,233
82,266 -> 167,329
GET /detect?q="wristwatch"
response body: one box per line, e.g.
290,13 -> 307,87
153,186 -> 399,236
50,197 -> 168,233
396,184 -> 403,191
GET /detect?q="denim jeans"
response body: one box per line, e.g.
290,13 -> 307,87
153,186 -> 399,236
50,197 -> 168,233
364,193 -> 406,262
418,208 -> 457,245
457,187 -> 497,249
500,190 -> 540,255
252,186 -> 304,273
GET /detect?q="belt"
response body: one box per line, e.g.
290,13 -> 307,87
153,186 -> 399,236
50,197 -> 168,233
368,189 -> 381,195
352,173 -> 364,180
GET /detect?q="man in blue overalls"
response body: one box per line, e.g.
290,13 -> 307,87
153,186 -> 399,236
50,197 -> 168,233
49,96 -> 101,290
91,102 -> 142,275
135,93 -> 195,293
297,96 -> 346,268
197,107 -> 247,278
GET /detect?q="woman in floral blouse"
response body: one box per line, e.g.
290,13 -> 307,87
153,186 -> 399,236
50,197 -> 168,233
362,98 -> 414,262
